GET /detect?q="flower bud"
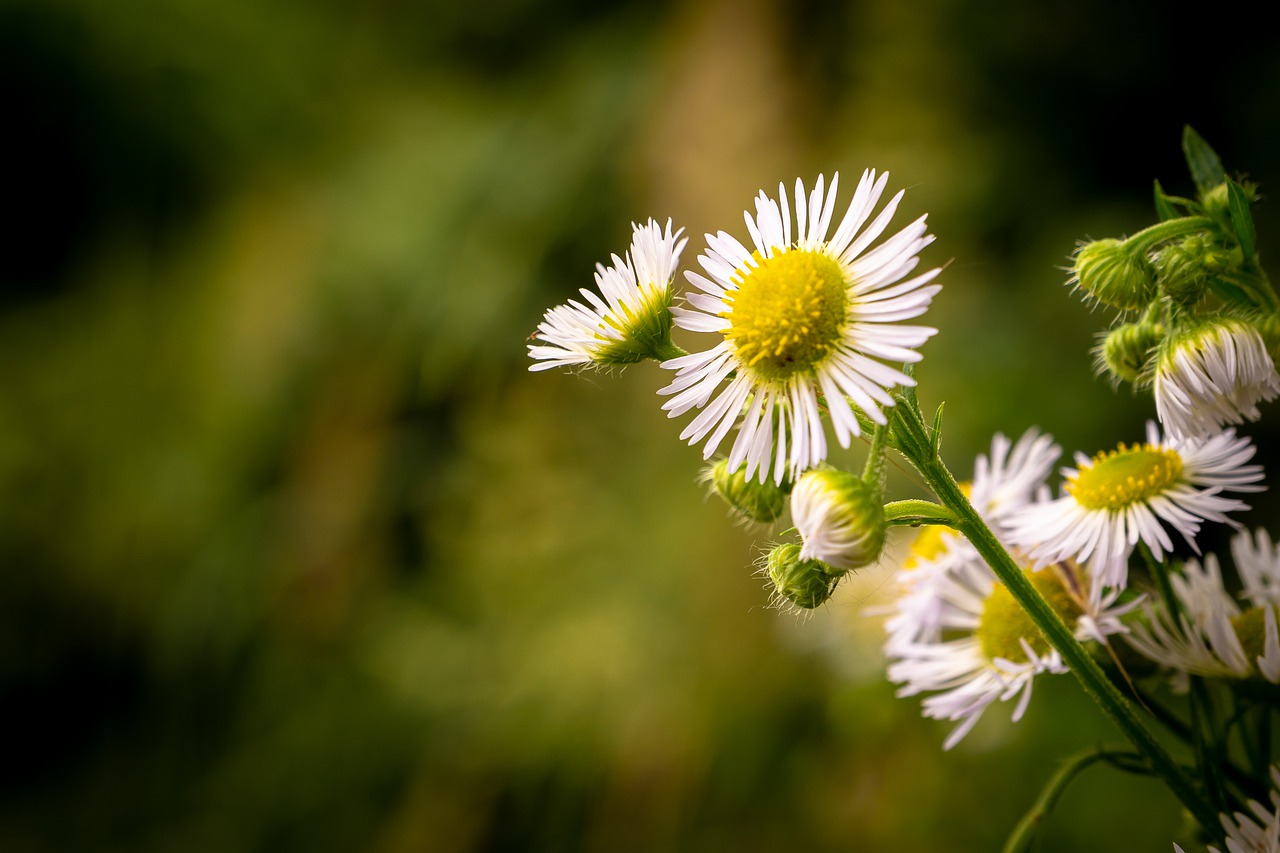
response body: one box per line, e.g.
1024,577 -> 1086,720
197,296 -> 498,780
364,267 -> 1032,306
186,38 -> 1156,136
1153,234 -> 1237,306
704,459 -> 789,523
791,469 -> 886,572
765,543 -> 839,610
1257,313 -> 1280,362
1098,320 -> 1165,385
1071,238 -> 1157,311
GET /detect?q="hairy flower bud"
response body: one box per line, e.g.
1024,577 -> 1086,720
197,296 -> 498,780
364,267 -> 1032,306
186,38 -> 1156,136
704,459 -> 789,523
1099,320 -> 1165,385
1071,238 -> 1157,311
765,543 -> 840,610
791,469 -> 886,572
1153,234 -> 1238,307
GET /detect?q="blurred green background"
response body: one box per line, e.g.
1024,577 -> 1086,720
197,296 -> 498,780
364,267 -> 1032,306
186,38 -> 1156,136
3,0 -> 1280,850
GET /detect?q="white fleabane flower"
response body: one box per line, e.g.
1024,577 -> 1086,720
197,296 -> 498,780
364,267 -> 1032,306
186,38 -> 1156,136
1127,528 -> 1280,685
1155,317 -> 1280,440
1007,422 -> 1264,592
969,429 -> 1062,535
885,555 -> 1133,750
791,468 -> 885,572
529,219 -> 686,371
659,171 -> 941,484
1175,766 -> 1280,853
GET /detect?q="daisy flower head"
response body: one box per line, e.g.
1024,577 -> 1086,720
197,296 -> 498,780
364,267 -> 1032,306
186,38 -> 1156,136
1155,316 -> 1280,440
528,218 -> 686,372
659,171 -> 941,484
885,554 -> 1133,750
1127,528 -> 1280,685
1007,422 -> 1264,592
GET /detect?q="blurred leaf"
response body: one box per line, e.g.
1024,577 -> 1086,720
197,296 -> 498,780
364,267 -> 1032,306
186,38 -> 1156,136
1152,180 -> 1179,221
1182,125 -> 1225,196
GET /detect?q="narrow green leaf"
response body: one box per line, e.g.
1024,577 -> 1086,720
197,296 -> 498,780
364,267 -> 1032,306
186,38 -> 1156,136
1227,179 -> 1257,260
930,402 -> 945,458
1182,126 -> 1225,195
1153,179 -> 1179,221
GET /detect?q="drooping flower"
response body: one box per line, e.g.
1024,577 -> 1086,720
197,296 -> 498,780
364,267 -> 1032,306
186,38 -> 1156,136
529,219 -> 686,371
1155,317 -> 1280,440
1127,528 -> 1280,685
1007,422 -> 1264,592
659,171 -> 941,484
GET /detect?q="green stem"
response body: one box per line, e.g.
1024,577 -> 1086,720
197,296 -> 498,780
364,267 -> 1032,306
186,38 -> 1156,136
1002,746 -> 1136,853
890,403 -> 1222,838
650,339 -> 688,362
1123,216 -> 1215,254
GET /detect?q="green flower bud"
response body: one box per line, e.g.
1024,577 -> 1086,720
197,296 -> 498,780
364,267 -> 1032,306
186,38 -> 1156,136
704,459 -> 789,523
1153,233 -> 1238,306
765,543 -> 840,610
1071,238 -> 1157,311
1098,320 -> 1165,385
1200,181 -> 1232,219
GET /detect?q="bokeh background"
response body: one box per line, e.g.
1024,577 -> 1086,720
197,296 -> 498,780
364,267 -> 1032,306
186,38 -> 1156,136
4,0 -> 1280,850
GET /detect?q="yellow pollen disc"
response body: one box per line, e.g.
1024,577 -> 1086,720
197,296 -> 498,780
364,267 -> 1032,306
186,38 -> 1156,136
722,248 -> 848,382
1231,607 -> 1268,675
1065,443 -> 1184,510
978,565 -> 1083,663
904,483 -> 969,569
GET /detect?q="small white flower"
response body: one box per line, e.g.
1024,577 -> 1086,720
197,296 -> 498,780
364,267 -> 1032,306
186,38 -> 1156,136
1128,528 -> 1280,685
885,554 -> 1132,750
1007,422 -> 1264,592
1155,318 -> 1280,440
528,219 -> 686,371
659,171 -> 941,484
791,468 -> 885,572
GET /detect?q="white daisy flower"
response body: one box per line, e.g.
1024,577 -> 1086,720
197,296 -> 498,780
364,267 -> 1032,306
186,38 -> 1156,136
791,468 -> 886,572
1127,528 -> 1280,685
528,219 -> 686,371
1175,766 -> 1280,853
1007,422 -> 1264,592
658,171 -> 941,484
885,554 -> 1134,750
1155,317 -> 1280,440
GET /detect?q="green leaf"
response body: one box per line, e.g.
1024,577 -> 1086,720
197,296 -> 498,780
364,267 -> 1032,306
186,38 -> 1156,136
930,402 -> 945,458
1153,179 -> 1179,221
1227,179 -> 1257,261
1182,126 -> 1225,195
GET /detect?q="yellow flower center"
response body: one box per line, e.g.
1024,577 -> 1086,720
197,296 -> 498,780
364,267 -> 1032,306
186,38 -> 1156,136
722,248 -> 848,382
978,564 -> 1084,663
1066,443 -> 1184,510
1231,606 -> 1270,676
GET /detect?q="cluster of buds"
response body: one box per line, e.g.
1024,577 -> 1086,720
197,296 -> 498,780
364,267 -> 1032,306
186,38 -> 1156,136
1074,128 -> 1280,439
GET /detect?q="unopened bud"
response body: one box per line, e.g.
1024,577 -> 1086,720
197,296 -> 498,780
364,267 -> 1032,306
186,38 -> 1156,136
704,459 -> 789,523
791,469 -> 886,572
765,543 -> 839,610
1072,239 -> 1157,311
1154,234 -> 1237,306
1099,321 -> 1165,385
